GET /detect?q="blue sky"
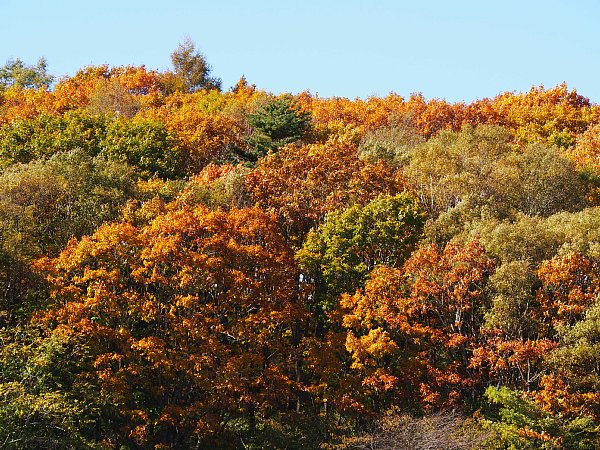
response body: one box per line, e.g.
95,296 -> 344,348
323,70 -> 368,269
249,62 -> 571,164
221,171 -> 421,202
1,0 -> 598,102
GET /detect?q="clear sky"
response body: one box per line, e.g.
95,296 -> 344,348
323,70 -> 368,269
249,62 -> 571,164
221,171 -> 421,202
1,0 -> 599,103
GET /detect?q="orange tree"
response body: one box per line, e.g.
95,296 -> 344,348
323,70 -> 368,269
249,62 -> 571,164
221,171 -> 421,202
34,202 -> 309,448
145,91 -> 245,173
246,140 -> 406,243
340,241 -> 494,413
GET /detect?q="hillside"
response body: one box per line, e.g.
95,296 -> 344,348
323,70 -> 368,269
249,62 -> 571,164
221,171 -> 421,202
1,53 -> 600,449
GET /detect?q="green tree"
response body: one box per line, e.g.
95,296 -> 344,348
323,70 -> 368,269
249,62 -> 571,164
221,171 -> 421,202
482,386 -> 599,450
170,36 -> 221,92
100,117 -> 182,179
0,329 -> 109,450
0,149 -> 136,256
297,193 -> 425,313
0,57 -> 54,91
406,125 -> 514,217
484,260 -> 540,342
492,143 -> 587,217
547,298 -> 600,419
0,149 -> 136,323
358,116 -> 424,166
245,95 -> 312,160
0,111 -> 110,168
458,214 -> 562,264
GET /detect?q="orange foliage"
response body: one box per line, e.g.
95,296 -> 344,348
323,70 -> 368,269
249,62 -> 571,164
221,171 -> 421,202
297,83 -> 598,146
0,86 -> 57,124
246,141 -> 407,241
34,203 -> 307,446
532,374 -> 600,420
567,123 -> 600,173
490,83 -> 599,146
190,162 -> 237,186
298,93 -> 405,133
341,241 -> 494,411
536,252 -> 600,326
145,91 -> 244,172
471,338 -> 557,391
50,65 -> 166,112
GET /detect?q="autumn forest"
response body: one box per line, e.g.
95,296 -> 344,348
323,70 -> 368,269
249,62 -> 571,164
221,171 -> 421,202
1,40 -> 600,449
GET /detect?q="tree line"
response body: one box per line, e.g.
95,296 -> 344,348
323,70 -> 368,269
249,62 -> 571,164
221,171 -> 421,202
0,41 -> 600,449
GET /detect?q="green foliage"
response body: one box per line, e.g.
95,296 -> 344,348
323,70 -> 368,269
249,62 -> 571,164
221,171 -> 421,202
179,165 -> 251,209
550,299 -> 600,396
492,143 -> 587,217
0,150 -> 136,323
424,196 -> 503,246
0,57 -> 54,91
226,414 -> 330,450
100,117 -> 182,179
407,125 -> 589,220
0,113 -> 183,179
549,130 -> 576,149
482,386 -> 600,450
448,207 -> 600,269
297,193 -> 425,312
0,149 -> 136,257
406,124 -> 515,217
170,36 -> 221,92
0,330 -> 107,450
484,260 -> 540,340
545,207 -> 600,259
458,214 -> 563,264
245,95 -> 312,159
0,112 -> 109,167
